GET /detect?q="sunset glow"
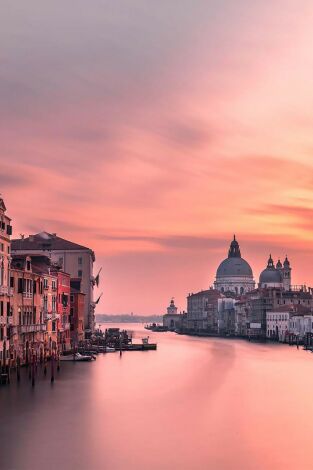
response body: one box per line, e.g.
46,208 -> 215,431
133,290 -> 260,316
2,0 -> 313,314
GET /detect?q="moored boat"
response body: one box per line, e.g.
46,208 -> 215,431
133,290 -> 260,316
60,353 -> 93,362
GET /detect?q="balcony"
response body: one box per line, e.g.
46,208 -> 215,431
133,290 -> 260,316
18,324 -> 47,334
0,286 -> 13,296
62,322 -> 71,331
0,316 -> 6,326
23,292 -> 33,299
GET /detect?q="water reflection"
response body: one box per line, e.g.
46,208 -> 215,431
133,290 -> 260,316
1,323 -> 313,470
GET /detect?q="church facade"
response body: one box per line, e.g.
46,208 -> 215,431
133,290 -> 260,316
214,236 -> 255,295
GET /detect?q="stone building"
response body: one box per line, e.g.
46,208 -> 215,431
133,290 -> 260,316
214,236 -> 255,295
289,314 -> 313,341
53,269 -> 71,351
266,308 -> 291,342
186,289 -> 221,333
70,278 -> 85,343
234,298 -> 249,337
12,232 -> 97,333
163,299 -> 181,331
0,197 -> 13,366
217,298 -> 236,336
10,256 -> 48,364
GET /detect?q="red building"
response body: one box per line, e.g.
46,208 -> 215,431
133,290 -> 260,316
70,279 -> 85,344
54,270 -> 71,351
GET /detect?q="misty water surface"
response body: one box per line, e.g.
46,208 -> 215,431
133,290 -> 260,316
1,323 -> 313,470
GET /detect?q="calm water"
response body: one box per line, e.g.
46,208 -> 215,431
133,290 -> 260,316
1,323 -> 313,470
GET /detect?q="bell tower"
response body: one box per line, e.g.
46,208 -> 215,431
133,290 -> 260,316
282,256 -> 291,291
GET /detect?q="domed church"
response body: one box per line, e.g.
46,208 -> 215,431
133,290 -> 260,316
259,255 -> 291,290
214,236 -> 255,295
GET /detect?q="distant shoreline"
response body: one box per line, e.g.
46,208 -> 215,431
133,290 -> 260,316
96,314 -> 162,324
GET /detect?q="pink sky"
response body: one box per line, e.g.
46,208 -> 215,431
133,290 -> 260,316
2,1 -> 313,314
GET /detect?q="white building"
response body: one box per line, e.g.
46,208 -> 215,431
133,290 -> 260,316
289,315 -> 313,340
266,309 -> 290,341
163,299 -> 181,330
214,236 -> 255,295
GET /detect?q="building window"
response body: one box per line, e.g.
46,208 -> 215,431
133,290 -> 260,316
78,270 -> 82,278
78,257 -> 82,265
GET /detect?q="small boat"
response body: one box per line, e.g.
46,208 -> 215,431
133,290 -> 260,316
104,347 -> 116,353
81,351 -> 97,360
59,352 -> 93,362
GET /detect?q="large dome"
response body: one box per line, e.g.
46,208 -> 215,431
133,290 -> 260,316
216,257 -> 253,278
214,236 -> 255,294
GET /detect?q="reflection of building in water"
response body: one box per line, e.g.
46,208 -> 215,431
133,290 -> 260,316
214,236 -> 255,295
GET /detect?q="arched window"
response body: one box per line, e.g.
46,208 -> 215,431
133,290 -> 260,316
240,287 -> 244,295
235,287 -> 238,295
221,287 -> 224,293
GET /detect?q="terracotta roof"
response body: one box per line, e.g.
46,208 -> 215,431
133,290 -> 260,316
12,231 -> 93,253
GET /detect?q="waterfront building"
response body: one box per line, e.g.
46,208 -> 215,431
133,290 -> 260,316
217,298 -> 236,336
30,256 -> 60,350
214,236 -> 255,295
237,284 -> 313,340
266,308 -> 291,341
12,232 -> 97,333
186,289 -> 221,333
289,314 -> 313,341
10,256 -> 48,364
0,198 -> 13,366
53,268 -> 71,351
70,278 -> 85,344
234,298 -> 248,337
163,299 -> 182,331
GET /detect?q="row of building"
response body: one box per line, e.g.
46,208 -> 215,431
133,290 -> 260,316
163,236 -> 313,342
0,197 -> 99,366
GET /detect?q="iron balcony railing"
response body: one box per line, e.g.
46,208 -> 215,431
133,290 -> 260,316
12,324 -> 47,334
0,286 -> 14,296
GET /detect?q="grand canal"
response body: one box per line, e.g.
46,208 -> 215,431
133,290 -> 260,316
1,323 -> 313,470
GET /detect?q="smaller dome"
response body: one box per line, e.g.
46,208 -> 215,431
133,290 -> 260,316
259,268 -> 282,284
